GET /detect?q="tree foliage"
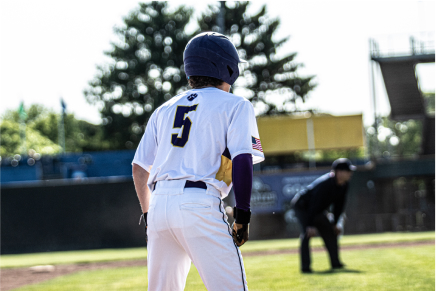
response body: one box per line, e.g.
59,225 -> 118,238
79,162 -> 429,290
84,1 -> 316,150
0,104 -> 108,158
84,2 -> 193,150
198,2 -> 316,115
366,117 -> 423,158
0,119 -> 61,157
423,92 -> 435,115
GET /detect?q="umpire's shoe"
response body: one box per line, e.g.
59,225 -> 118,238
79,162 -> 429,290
332,263 -> 346,269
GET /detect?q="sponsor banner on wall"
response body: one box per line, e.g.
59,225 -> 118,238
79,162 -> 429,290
251,170 -> 325,213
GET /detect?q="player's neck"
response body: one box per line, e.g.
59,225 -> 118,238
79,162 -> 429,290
216,82 -> 231,92
195,83 -> 231,92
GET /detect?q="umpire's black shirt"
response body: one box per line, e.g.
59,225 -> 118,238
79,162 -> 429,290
294,172 -> 348,227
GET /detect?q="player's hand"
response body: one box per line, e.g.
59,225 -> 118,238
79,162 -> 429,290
232,207 -> 251,247
333,225 -> 342,236
139,213 -> 148,243
306,227 -> 317,238
232,223 -> 249,246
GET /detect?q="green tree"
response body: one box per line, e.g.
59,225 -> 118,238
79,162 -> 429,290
423,92 -> 435,115
0,119 -> 62,157
84,2 -> 193,150
366,117 -> 423,158
197,1 -> 316,115
1,104 -> 109,157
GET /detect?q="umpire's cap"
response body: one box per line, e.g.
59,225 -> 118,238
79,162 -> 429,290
332,158 -> 356,171
183,32 -> 246,85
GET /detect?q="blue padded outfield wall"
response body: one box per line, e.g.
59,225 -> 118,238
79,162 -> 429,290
1,150 -> 136,185
1,151 -> 434,254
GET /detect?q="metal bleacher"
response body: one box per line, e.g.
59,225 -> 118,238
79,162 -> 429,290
370,34 -> 435,155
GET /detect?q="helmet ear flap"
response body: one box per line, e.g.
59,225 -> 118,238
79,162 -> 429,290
226,62 -> 240,84
227,66 -> 234,77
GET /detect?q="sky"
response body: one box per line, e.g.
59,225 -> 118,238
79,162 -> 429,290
0,0 -> 434,126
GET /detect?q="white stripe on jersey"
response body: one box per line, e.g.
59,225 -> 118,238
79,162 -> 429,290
133,87 -> 265,198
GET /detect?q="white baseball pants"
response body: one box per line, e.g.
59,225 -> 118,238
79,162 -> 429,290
147,181 -> 248,291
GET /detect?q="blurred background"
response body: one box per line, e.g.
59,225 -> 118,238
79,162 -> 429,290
0,1 -> 434,254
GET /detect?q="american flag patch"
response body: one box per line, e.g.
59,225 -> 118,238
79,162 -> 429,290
252,136 -> 263,152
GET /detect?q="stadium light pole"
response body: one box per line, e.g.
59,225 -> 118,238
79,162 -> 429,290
306,118 -> 316,169
18,101 -> 27,155
369,39 -> 379,160
217,1 -> 225,33
58,98 -> 66,153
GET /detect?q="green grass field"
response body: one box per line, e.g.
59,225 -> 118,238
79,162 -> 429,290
11,245 -> 435,291
2,231 -> 434,268
3,232 -> 435,291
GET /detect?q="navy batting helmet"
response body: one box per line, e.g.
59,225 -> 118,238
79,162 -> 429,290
183,32 -> 246,85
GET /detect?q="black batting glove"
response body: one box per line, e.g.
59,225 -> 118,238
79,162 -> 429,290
139,213 -> 148,243
231,207 -> 251,247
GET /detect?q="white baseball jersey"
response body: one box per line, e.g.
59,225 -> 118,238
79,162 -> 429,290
132,87 -> 265,198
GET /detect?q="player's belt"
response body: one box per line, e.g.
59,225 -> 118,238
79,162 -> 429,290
184,181 -> 207,189
154,180 -> 207,190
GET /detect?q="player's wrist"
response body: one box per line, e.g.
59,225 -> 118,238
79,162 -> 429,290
233,207 -> 251,224
139,212 -> 148,243
232,210 -> 250,246
139,213 -> 148,227
143,212 -> 148,226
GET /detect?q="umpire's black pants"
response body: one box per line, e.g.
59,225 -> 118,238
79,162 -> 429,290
294,208 -> 341,271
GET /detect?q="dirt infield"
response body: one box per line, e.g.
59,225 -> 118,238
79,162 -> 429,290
2,240 -> 434,291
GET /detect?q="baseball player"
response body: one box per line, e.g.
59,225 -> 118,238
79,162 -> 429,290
291,158 -> 355,273
132,32 -> 264,290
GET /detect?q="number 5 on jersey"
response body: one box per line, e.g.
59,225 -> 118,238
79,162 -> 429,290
171,104 -> 198,147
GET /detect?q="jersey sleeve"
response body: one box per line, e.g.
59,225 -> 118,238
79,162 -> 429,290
132,111 -> 158,172
227,100 -> 265,164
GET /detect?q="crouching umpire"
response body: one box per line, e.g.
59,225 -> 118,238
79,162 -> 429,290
291,158 -> 355,273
